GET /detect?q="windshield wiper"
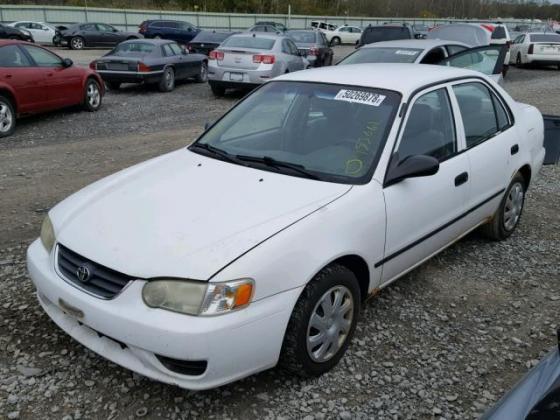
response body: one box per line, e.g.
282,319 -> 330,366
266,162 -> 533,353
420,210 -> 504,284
236,155 -> 320,180
190,142 -> 245,165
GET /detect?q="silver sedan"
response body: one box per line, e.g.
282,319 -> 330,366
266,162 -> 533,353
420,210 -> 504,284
207,33 -> 308,96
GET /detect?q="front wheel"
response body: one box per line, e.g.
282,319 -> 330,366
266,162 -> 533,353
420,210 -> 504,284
70,36 -> 84,50
481,173 -> 526,241
195,61 -> 208,83
83,79 -> 102,111
279,264 -> 360,377
158,67 -> 175,92
330,37 -> 341,46
0,95 -> 16,138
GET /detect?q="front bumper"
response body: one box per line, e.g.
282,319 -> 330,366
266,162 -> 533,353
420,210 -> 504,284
97,70 -> 164,84
27,239 -> 302,390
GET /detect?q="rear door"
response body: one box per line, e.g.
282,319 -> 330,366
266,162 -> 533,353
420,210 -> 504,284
81,23 -> 101,46
0,44 -> 46,112
97,24 -> 121,46
169,42 -> 197,77
438,45 -> 507,83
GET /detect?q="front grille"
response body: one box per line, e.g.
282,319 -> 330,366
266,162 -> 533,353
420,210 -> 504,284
57,244 -> 135,299
155,355 -> 208,376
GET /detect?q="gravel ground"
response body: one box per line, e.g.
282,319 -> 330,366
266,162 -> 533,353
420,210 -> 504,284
0,44 -> 559,419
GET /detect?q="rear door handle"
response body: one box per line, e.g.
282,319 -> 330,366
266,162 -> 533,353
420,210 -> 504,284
511,144 -> 519,155
455,172 -> 469,187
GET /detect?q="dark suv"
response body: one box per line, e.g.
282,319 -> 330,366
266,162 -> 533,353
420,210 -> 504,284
356,24 -> 416,48
139,20 -> 200,44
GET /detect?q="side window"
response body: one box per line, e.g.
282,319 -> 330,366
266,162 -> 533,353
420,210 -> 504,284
82,24 -> 96,31
288,39 -> 299,55
353,27 -> 362,33
15,23 -> 30,29
398,88 -> 456,162
281,39 -> 290,54
21,45 -> 62,67
0,45 -> 32,67
447,45 -> 468,55
339,27 -> 350,32
169,43 -> 183,55
97,24 -> 114,32
491,92 -> 511,131
518,35 -> 525,44
453,82 -> 503,148
162,44 -> 174,57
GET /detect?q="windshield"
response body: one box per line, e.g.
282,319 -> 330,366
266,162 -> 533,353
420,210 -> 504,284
111,42 -> 155,56
222,36 -> 275,50
340,47 -> 422,64
362,27 -> 411,44
288,31 -> 316,43
530,34 -> 560,43
191,82 -> 400,184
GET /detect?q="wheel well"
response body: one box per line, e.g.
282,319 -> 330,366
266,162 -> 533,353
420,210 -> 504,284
519,164 -> 531,189
0,89 -> 17,113
330,255 -> 370,301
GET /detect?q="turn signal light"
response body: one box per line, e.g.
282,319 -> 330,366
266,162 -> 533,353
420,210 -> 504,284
137,62 -> 151,72
209,50 -> 224,60
253,54 -> 275,64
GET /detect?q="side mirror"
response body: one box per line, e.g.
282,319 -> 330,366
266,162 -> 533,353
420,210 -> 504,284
385,153 -> 439,187
62,58 -> 73,68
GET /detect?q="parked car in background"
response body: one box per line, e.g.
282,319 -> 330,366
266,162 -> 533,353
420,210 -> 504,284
322,25 -> 362,46
310,21 -> 337,31
287,30 -> 333,67
357,24 -> 415,48
489,23 -> 512,75
247,24 -> 281,33
139,20 -> 199,44
27,64 -> 544,390
0,23 -> 34,42
8,21 -> 56,44
207,33 -> 307,96
254,21 -> 287,32
510,32 -> 560,69
91,39 -> 208,92
413,23 -> 429,39
187,30 -> 236,56
0,40 -> 103,138
482,330 -> 560,419
59,23 -> 142,50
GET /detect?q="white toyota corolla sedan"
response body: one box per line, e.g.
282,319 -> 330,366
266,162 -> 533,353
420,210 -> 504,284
27,63 -> 545,390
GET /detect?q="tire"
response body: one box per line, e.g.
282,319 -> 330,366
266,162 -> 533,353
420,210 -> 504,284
279,264 -> 361,377
195,61 -> 208,83
481,172 -> 526,241
158,67 -> 175,92
0,95 -> 16,138
209,83 -> 225,97
8,35 -> 20,41
83,78 -> 102,112
516,53 -> 523,67
70,36 -> 84,50
502,64 -> 509,77
330,37 -> 341,46
106,81 -> 121,91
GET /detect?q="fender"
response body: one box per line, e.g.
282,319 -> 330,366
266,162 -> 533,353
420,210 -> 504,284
0,82 -> 19,114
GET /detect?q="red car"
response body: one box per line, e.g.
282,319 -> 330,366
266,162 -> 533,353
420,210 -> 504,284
0,40 -> 104,138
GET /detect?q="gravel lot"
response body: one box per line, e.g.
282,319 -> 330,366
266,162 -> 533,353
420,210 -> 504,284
0,44 -> 559,420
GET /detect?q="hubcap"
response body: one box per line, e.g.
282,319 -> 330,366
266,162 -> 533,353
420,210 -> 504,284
306,286 -> 354,363
201,63 -> 208,81
0,103 -> 13,133
503,182 -> 524,231
87,83 -> 100,108
73,38 -> 83,49
166,69 -> 174,88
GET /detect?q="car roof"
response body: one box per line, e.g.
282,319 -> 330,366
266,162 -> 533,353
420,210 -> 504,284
361,39 -> 470,49
233,32 -> 286,40
275,63 -> 488,97
119,38 -> 174,45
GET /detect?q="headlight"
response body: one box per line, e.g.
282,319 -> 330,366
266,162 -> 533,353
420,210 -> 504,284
40,215 -> 55,253
142,278 -> 254,316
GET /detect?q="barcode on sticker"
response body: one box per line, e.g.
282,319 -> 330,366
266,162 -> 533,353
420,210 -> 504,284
334,89 -> 386,107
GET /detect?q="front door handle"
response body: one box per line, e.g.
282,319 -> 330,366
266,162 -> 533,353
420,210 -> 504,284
511,144 -> 519,155
455,172 -> 469,187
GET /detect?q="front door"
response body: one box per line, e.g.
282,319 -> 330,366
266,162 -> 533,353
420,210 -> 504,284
380,86 -> 470,284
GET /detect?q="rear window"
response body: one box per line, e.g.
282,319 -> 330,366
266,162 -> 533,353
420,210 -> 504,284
222,36 -> 276,50
112,42 -> 155,56
288,31 -> 316,43
191,31 -> 232,43
361,27 -> 411,44
530,34 -> 560,43
339,47 -> 422,64
491,26 -> 507,40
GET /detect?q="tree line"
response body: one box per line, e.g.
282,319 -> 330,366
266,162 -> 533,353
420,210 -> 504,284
6,0 -> 560,20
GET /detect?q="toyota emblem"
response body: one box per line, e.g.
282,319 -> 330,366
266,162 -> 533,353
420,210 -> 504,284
76,265 -> 91,283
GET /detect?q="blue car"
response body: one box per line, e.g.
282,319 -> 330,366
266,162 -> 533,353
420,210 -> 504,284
139,20 -> 200,44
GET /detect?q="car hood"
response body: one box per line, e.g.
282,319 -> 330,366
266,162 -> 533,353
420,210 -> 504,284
51,149 -> 351,280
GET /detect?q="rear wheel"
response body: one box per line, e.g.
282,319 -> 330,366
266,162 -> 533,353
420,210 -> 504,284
330,36 -> 341,46
195,61 -> 208,83
0,95 -> 16,138
83,79 -> 102,111
158,67 -> 175,92
481,172 -> 526,241
106,81 -> 121,91
70,36 -> 84,50
280,264 -> 360,377
209,82 -> 225,97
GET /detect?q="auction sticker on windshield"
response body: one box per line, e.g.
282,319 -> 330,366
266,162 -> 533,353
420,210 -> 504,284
334,89 -> 386,107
